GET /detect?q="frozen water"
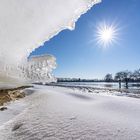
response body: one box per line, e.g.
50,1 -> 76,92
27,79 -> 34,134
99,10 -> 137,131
0,0 -> 101,84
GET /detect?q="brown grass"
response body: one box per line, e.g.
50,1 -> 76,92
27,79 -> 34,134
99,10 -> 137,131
0,86 -> 33,106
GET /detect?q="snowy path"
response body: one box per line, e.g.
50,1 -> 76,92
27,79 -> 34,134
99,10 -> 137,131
0,85 -> 140,140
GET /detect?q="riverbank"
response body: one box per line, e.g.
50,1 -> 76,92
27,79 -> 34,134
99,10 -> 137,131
0,85 -> 34,126
45,83 -> 140,98
0,86 -> 33,108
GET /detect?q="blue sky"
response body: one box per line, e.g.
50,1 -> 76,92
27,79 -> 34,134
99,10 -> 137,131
31,0 -> 140,79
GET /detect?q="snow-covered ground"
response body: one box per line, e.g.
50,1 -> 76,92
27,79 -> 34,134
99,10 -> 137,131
0,100 -> 26,126
0,85 -> 140,140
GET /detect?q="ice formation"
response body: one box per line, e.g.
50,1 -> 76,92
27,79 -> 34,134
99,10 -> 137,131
27,55 -> 57,83
0,0 -> 101,83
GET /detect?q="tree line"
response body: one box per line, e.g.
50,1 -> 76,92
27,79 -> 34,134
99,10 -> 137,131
104,69 -> 140,89
57,69 -> 140,89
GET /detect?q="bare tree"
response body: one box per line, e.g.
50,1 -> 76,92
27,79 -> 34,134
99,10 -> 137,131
104,74 -> 113,82
115,71 -> 132,89
123,71 -> 132,89
115,72 -> 123,89
133,69 -> 140,82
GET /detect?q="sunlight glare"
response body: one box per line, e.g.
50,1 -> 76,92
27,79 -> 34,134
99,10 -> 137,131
96,22 -> 118,47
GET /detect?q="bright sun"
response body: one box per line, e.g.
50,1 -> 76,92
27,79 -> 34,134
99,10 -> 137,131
101,27 -> 113,42
96,23 -> 118,47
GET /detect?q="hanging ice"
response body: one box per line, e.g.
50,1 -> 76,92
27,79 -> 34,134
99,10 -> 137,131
26,55 -> 57,83
0,0 -> 101,84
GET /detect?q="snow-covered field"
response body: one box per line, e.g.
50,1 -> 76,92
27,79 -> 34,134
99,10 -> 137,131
0,85 -> 140,140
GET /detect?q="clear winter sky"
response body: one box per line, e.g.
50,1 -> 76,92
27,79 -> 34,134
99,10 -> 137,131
31,0 -> 140,79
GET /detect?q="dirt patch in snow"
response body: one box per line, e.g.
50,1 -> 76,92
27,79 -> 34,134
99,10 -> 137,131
0,86 -> 33,107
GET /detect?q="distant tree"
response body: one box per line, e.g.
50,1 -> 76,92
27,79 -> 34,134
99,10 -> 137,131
104,74 -> 113,82
133,69 -> 140,82
123,71 -> 132,89
78,78 -> 81,82
115,72 -> 124,89
115,71 -> 132,89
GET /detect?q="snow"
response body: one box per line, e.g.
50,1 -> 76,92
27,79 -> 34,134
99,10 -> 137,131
0,0 -> 100,83
0,100 -> 26,126
0,85 -> 140,139
1,1 -> 139,139
27,55 -> 57,83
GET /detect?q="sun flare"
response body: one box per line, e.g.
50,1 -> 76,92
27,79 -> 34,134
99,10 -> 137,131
96,22 -> 118,47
